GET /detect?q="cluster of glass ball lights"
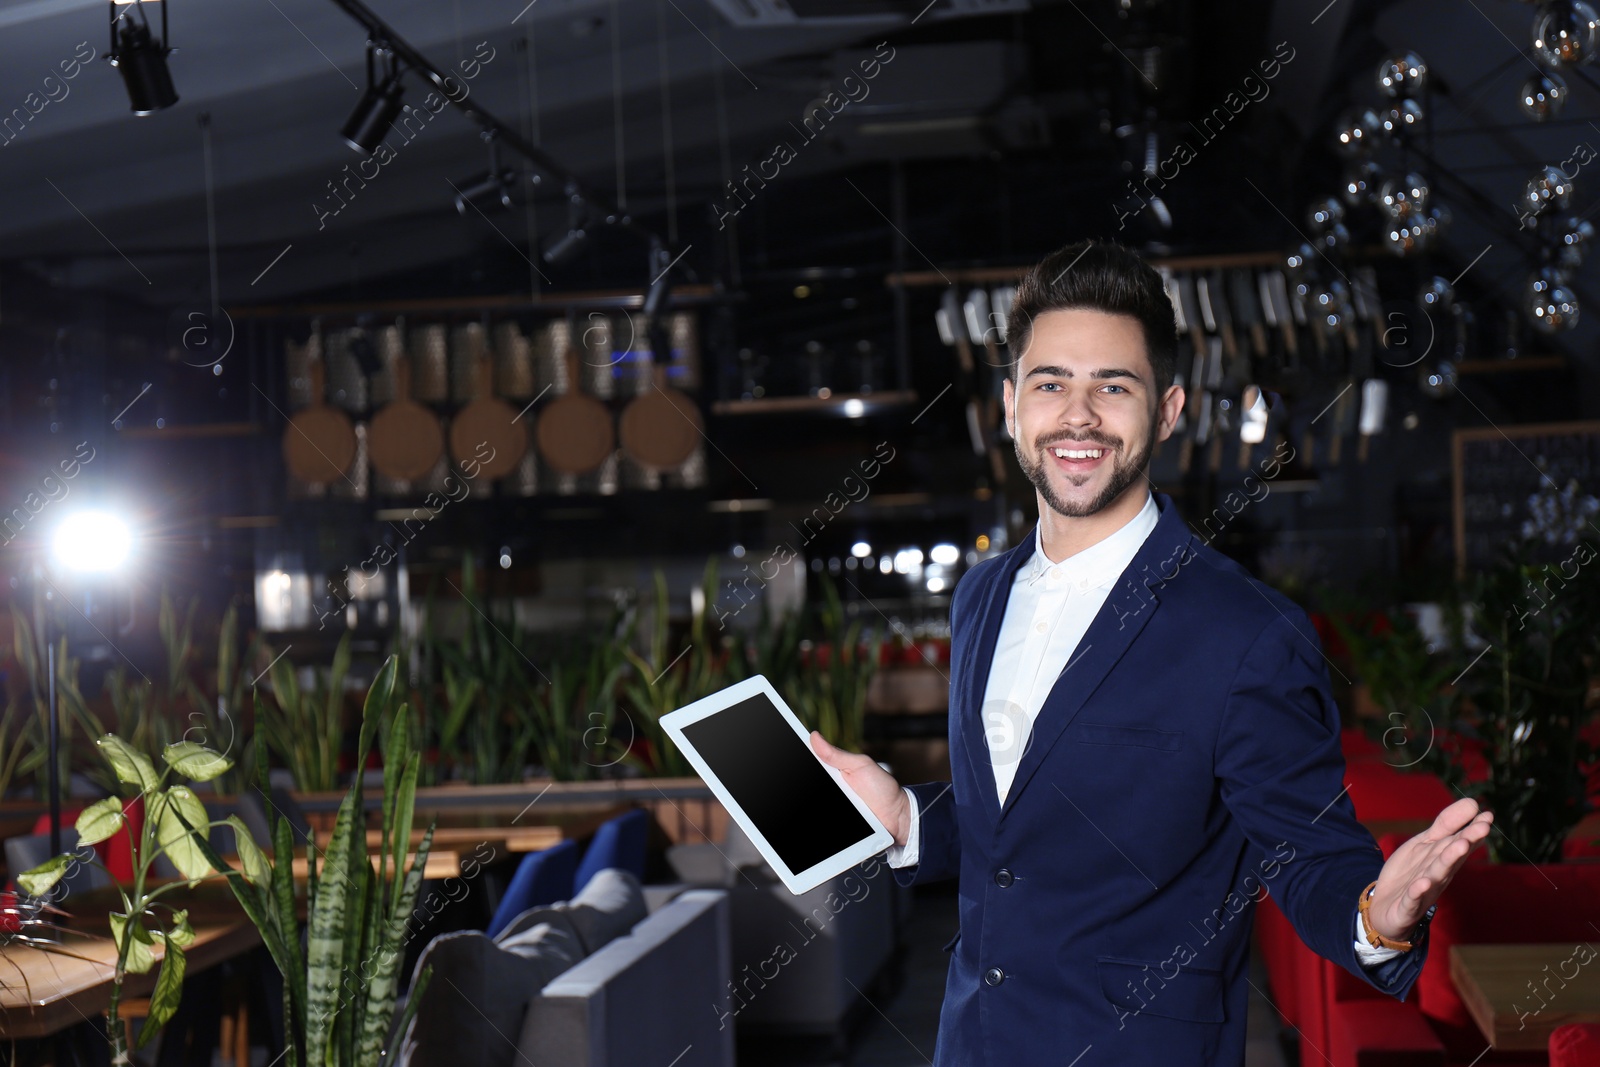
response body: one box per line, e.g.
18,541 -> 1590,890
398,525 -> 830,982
1287,53 -> 1442,338
1513,0 -> 1600,334
1319,52 -> 1448,259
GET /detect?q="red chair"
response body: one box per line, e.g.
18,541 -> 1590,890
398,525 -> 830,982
1549,1023 -> 1600,1067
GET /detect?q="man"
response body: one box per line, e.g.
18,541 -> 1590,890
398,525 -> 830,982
810,239 -> 1491,1066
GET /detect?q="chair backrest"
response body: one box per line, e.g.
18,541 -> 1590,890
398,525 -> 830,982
486,839 -> 580,939
5,829 -> 113,899
520,889 -> 734,1067
572,808 -> 650,895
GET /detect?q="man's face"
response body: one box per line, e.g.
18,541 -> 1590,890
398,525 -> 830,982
1002,308 -> 1184,518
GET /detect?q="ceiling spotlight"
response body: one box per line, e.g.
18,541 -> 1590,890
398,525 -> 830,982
453,133 -> 519,214
542,227 -> 588,265
542,183 -> 592,264
108,0 -> 177,115
453,171 -> 517,214
341,41 -> 404,154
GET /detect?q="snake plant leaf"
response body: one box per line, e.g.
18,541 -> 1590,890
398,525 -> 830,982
109,911 -> 158,974
162,741 -> 234,782
359,654 -> 398,759
358,821 -> 433,1063
96,735 -> 160,795
304,784 -> 359,1067
152,786 -> 212,882
226,815 -> 270,887
74,796 -> 127,847
134,934 -> 187,1049
167,908 -> 196,950
16,853 -> 71,897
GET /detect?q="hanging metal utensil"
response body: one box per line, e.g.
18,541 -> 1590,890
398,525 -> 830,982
283,335 -> 357,485
619,325 -> 702,471
451,354 -> 527,480
536,333 -> 615,475
369,357 -> 444,482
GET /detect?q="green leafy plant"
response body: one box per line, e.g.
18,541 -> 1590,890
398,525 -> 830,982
1339,534 -> 1600,864
11,604 -> 95,799
416,554 -> 547,784
0,696 -> 39,800
18,734 -> 242,1064
200,655 -> 435,1067
533,625 -> 630,780
785,575 -> 882,754
622,561 -> 735,778
259,632 -> 353,792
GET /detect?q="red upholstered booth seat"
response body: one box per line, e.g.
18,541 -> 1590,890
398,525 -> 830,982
1395,841 -> 1600,1064
1253,729 -> 1600,1066
1549,1024 -> 1600,1067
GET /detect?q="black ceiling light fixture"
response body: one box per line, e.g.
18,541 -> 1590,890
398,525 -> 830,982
340,40 -> 405,154
542,182 -> 592,264
108,0 -> 178,115
453,132 -> 520,214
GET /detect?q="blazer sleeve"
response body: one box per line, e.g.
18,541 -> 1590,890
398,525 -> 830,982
891,780 -> 961,886
1214,610 -> 1429,1001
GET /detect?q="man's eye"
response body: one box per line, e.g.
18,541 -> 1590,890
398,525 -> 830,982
1101,384 -> 1127,394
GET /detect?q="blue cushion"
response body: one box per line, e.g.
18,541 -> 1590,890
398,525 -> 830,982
486,839 -> 580,939
573,809 -> 650,895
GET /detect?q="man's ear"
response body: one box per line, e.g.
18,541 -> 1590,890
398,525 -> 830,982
1155,383 -> 1185,442
1002,375 -> 1016,439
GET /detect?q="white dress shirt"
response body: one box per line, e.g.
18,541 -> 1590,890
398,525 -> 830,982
883,489 -> 1400,967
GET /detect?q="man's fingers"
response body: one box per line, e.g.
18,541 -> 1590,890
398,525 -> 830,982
1424,796 -> 1481,841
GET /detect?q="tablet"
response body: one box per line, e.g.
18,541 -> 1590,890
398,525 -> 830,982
661,674 -> 894,895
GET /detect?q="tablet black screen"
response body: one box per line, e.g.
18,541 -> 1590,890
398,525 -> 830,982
680,691 -> 877,876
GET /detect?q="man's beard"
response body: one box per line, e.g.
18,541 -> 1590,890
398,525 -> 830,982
1014,420 -> 1156,518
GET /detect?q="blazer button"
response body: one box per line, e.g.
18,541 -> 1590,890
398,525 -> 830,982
994,868 -> 1013,887
984,967 -> 1005,986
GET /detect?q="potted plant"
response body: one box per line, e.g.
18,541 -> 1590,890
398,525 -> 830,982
1338,493 -> 1600,864
199,655 -> 434,1067
17,734 -> 248,1063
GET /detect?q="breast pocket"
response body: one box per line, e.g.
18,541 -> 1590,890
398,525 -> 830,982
1074,722 -> 1184,752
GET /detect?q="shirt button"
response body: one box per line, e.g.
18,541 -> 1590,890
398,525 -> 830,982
1078,579 -> 1089,590
994,868 -> 1014,888
984,967 -> 1005,986
1034,621 -> 1047,633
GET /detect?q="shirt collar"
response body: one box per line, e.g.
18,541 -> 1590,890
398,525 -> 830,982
1021,491 -> 1160,590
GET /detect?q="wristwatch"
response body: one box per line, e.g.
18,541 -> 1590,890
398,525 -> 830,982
1357,880 -> 1430,951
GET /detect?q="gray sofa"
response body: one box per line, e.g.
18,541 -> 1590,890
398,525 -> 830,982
664,822 -> 906,1047
398,868 -> 733,1067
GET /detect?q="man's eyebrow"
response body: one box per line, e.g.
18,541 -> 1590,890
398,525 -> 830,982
1022,365 -> 1144,382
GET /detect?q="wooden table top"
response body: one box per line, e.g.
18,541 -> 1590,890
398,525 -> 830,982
0,920 -> 260,1038
1450,943 -> 1600,1051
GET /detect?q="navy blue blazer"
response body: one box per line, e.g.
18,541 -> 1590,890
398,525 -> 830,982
894,491 -> 1428,1067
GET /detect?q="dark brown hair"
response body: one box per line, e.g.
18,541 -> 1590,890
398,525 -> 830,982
1006,239 -> 1178,396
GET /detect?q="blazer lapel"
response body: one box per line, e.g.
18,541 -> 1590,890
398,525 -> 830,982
959,526 -> 1038,825
996,494 -> 1196,822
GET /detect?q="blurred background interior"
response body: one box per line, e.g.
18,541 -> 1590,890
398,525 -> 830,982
0,0 -> 1597,1065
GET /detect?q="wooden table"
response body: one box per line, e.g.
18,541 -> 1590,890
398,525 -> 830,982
311,803 -> 632,862
0,920 -> 260,1038
1451,943 -> 1600,1051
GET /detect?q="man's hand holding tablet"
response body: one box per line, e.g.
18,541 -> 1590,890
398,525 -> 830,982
809,732 -> 912,849
660,675 -> 896,895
